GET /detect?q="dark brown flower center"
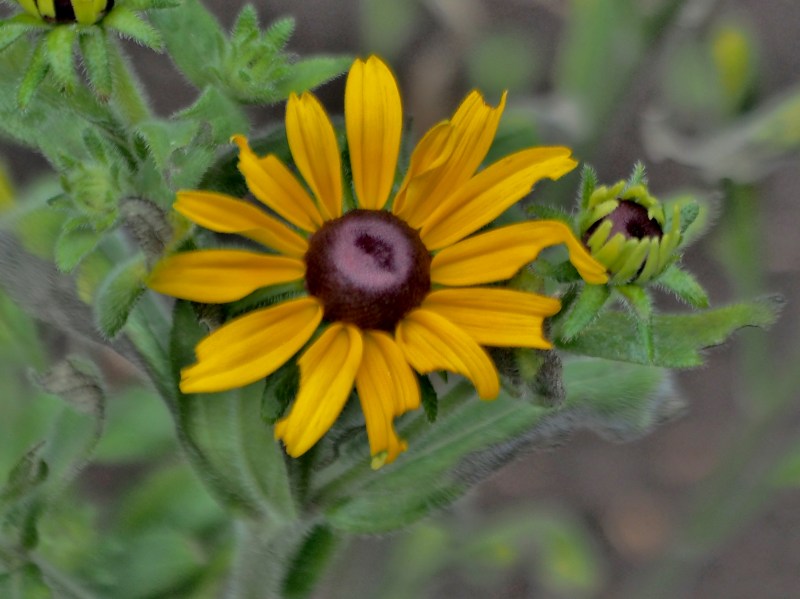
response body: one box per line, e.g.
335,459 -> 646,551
587,200 -> 663,241
305,210 -> 431,331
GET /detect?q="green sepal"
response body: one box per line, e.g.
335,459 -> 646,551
0,14 -> 48,52
616,284 -> 655,362
419,374 -> 438,423
124,0 -> 183,9
44,25 -> 78,93
556,283 -> 611,341
79,28 -> 112,99
281,524 -> 340,599
53,215 -> 106,273
318,358 -> 676,533
654,264 -> 710,308
93,255 -> 147,338
558,295 -> 782,367
17,38 -> 48,109
103,6 -> 164,51
273,55 -> 353,97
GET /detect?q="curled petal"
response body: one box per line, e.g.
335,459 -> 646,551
346,56 -> 403,210
356,331 -> 420,468
420,147 -> 578,250
395,91 -> 506,227
180,297 -> 323,394
422,288 -> 560,349
431,220 -> 609,286
148,250 -> 305,303
175,190 -> 308,257
285,93 -> 343,221
396,309 -> 499,399
232,135 -> 323,232
275,324 -> 364,457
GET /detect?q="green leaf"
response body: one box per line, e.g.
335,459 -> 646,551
274,55 -> 352,97
103,7 -> 164,51
0,564 -> 51,599
44,26 -> 78,93
419,374 -> 438,423
320,357 -> 674,533
53,216 -> 104,273
558,295 -> 782,367
282,525 -> 340,599
0,443 -> 48,507
79,28 -> 112,99
93,255 -> 147,338
557,283 -> 611,341
655,264 -> 710,308
169,301 -> 296,519
177,85 -> 249,145
148,0 -> 225,88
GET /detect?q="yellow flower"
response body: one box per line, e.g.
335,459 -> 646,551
149,56 -> 608,468
16,0 -> 112,25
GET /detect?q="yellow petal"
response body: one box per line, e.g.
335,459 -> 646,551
356,331 -> 420,467
285,93 -> 343,221
420,147 -> 578,250
147,250 -> 305,303
430,220 -> 609,286
175,190 -> 308,258
422,288 -> 560,349
346,56 -> 402,210
180,297 -> 323,394
232,135 -> 324,232
395,91 -> 506,227
392,121 -> 455,223
275,324 -> 364,457
396,309 -> 499,399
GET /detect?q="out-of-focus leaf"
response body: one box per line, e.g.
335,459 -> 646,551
274,56 -> 352,97
770,440 -> 800,488
644,87 -> 800,182
557,296 -> 782,367
467,31 -> 536,96
93,255 -> 147,338
360,0 -> 420,60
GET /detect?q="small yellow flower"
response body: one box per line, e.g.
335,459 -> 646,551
16,0 -> 112,25
149,56 -> 607,468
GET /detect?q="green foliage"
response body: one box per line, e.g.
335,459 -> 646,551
93,255 -> 147,338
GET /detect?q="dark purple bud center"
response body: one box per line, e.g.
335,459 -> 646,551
588,200 -> 663,241
305,210 -> 431,331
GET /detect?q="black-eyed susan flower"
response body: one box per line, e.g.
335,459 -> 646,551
578,167 -> 683,285
148,56 -> 608,468
15,0 -> 113,24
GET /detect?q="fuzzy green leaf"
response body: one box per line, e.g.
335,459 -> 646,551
320,357 -> 675,533
274,55 -> 352,96
147,0 -> 224,87
282,525 -> 340,599
558,295 -> 781,367
94,255 -> 147,338
79,29 -> 112,98
177,85 -> 249,145
655,264 -> 710,308
558,283 -> 611,341
0,443 -> 48,506
53,216 -> 104,273
169,301 -> 296,519
103,6 -> 164,51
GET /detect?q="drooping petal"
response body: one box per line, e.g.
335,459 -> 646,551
175,190 -> 308,257
346,56 -> 402,210
180,297 -> 323,394
355,331 -> 420,468
422,288 -> 560,349
392,122 -> 455,222
285,93 -> 343,221
395,91 -> 506,227
430,220 -> 609,286
148,250 -> 305,303
232,135 -> 323,233
396,309 -> 499,399
275,323 -> 364,457
420,147 -> 578,250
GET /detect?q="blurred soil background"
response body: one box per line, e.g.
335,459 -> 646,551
2,0 -> 799,597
